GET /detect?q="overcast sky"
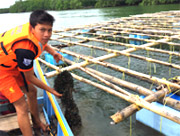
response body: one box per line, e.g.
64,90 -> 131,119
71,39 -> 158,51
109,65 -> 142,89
0,0 -> 17,8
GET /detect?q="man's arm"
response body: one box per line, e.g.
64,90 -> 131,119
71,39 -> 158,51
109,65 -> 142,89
24,69 -> 62,97
13,41 -> 62,97
44,44 -> 62,63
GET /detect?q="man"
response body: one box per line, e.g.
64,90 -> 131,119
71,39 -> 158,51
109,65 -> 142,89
0,10 -> 62,136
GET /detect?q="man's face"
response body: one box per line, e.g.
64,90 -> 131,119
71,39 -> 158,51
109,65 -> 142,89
31,23 -> 52,45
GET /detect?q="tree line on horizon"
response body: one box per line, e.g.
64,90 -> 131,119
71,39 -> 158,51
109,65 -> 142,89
0,0 -> 179,13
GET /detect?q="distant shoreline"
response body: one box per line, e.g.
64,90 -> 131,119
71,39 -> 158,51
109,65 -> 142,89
0,0 -> 179,14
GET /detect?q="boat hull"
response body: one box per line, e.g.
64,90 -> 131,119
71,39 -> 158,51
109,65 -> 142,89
136,92 -> 180,136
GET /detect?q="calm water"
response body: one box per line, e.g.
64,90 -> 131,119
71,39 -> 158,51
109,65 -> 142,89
0,4 -> 180,136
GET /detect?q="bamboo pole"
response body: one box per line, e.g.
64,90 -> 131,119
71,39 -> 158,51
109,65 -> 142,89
38,58 -> 180,124
50,48 -> 180,90
130,14 -> 180,22
61,31 -> 180,47
94,28 -> 169,38
72,71 -> 180,124
110,83 -> 180,124
64,58 -> 180,111
85,66 -> 180,110
78,65 -> 131,96
116,22 -> 179,29
51,35 -> 180,57
95,27 -> 179,38
52,36 -> 180,70
97,26 -> 179,36
93,28 -> 179,40
106,23 -> 178,32
62,30 -> 164,41
110,17 -> 180,27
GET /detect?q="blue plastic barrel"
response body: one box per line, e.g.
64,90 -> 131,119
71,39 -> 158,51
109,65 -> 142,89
129,34 -> 149,45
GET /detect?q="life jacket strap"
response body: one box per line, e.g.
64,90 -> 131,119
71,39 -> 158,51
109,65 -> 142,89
0,64 -> 11,68
1,42 -> 8,55
1,31 -> 6,37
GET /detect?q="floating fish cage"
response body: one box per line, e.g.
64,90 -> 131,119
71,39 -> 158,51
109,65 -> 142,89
38,10 -> 180,136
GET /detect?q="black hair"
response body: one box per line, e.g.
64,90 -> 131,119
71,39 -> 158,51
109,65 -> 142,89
30,10 -> 55,28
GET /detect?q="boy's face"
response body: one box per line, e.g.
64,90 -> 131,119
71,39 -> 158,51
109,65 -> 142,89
31,23 -> 52,45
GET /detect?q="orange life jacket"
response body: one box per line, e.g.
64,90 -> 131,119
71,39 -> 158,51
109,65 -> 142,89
0,22 -> 45,70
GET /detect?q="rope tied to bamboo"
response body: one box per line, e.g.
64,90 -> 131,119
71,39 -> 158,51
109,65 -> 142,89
146,58 -> 152,63
125,53 -> 130,57
85,56 -> 91,65
161,77 -> 172,93
130,94 -> 141,111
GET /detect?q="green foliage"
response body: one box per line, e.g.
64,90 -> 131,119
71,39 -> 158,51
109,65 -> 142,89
55,0 -> 64,10
80,0 -> 96,7
139,0 -> 158,6
139,0 -> 179,5
95,0 -> 119,8
125,0 -> 141,5
70,0 -> 82,9
0,0 -> 179,13
63,0 -> 70,10
0,8 -> 9,13
9,0 -> 27,12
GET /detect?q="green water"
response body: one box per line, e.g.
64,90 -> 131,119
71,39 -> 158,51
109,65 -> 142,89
98,3 -> 180,18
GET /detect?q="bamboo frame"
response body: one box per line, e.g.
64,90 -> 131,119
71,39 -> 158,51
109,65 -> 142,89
64,58 -> 180,111
40,10 -> 180,125
50,48 -> 180,89
110,84 -> 180,124
51,36 -> 180,57
52,38 -> 180,69
38,58 -> 180,124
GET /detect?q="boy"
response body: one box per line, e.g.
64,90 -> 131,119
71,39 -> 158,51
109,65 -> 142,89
0,10 -> 62,136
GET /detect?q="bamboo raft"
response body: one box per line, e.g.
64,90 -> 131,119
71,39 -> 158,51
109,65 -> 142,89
39,10 -> 180,135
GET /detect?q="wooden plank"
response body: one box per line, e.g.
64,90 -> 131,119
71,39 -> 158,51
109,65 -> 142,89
0,108 -> 46,132
0,112 -> 22,132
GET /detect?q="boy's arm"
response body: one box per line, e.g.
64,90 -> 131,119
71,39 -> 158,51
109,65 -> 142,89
44,44 -> 62,63
24,69 -> 62,97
